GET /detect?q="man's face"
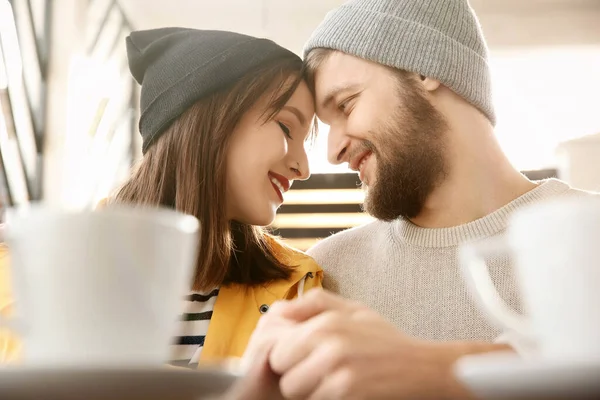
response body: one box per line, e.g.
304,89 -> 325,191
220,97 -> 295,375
313,51 -> 449,220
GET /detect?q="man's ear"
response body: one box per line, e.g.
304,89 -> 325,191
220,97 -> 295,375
419,75 -> 441,92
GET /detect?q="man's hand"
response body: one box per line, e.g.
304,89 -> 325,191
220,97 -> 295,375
262,289 -> 463,399
237,289 -> 510,399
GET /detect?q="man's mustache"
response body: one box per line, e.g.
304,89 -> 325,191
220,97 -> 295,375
346,139 -> 378,164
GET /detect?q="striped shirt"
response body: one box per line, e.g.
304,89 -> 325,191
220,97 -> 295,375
169,288 -> 219,368
168,275 -> 309,367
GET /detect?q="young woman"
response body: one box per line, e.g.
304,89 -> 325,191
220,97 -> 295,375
0,28 -> 323,366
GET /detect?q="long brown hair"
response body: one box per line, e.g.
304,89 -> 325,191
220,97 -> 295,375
114,55 -> 313,291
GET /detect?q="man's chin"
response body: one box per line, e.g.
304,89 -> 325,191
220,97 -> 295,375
362,184 -> 411,222
361,191 -> 383,219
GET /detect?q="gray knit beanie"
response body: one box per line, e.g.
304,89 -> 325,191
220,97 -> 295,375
126,28 -> 302,153
304,0 -> 495,125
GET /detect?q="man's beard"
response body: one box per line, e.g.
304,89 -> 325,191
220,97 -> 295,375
361,76 -> 449,221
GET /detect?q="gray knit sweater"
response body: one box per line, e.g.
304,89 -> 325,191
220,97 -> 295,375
307,179 -> 594,343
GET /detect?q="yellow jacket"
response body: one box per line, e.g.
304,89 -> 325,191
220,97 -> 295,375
0,220 -> 322,364
200,237 -> 322,363
0,243 -> 19,363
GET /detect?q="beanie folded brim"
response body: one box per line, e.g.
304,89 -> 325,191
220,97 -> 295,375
304,4 -> 496,125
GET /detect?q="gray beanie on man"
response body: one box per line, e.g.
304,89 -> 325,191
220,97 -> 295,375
304,0 -> 496,125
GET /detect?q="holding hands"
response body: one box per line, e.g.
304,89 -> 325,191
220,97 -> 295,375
236,289 -> 475,400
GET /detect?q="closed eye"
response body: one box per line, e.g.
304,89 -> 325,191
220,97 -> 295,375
338,100 -> 350,112
338,94 -> 358,114
278,121 -> 292,139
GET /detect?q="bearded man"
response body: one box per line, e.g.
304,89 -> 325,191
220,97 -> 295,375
231,1 -> 595,399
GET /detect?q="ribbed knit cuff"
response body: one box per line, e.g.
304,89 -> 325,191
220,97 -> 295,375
304,3 -> 496,125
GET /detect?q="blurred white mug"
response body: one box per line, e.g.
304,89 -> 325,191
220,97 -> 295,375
1,204 -> 199,366
459,196 -> 600,361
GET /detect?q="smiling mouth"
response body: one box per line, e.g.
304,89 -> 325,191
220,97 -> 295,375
268,172 -> 289,203
270,179 -> 284,202
357,152 -> 372,183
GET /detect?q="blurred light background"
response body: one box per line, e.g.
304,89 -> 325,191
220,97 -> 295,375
1,0 -> 599,248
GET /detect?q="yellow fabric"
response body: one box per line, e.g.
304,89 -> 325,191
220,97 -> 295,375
0,244 -> 20,364
200,237 -> 323,363
0,206 -> 323,365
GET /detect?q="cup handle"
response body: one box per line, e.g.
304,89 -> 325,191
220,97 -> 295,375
459,237 -> 532,338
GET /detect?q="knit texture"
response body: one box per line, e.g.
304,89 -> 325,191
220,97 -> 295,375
304,0 -> 496,125
307,180 -> 594,342
126,28 -> 302,153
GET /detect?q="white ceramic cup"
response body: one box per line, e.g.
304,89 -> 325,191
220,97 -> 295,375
1,204 -> 199,366
459,196 -> 600,361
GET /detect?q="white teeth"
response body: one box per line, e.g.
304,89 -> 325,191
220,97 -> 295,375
270,177 -> 285,194
358,154 -> 369,171
358,154 -> 370,186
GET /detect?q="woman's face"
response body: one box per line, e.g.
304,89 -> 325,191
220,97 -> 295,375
226,81 -> 314,226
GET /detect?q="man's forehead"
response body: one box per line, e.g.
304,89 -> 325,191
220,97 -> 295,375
314,53 -> 370,100
315,53 -> 367,84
